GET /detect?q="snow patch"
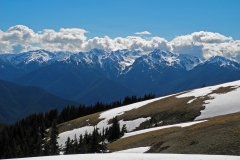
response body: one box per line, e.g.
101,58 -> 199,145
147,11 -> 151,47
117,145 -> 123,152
122,120 -> 207,139
114,146 -> 151,153
58,126 -> 94,145
99,94 -> 174,120
176,80 -> 240,98
119,117 -> 151,132
195,87 -> 240,120
187,98 -> 197,104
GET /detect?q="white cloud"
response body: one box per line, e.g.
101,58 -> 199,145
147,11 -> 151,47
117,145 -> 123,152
0,25 -> 39,53
39,28 -> 87,52
134,31 -> 151,35
83,36 -> 169,53
0,25 -> 239,62
169,31 -> 239,61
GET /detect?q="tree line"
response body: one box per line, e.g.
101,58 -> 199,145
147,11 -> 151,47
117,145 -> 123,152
0,93 -> 155,159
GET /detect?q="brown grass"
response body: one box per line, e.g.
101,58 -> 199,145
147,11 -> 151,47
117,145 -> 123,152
210,86 -> 239,94
59,85 -> 238,133
58,112 -> 103,133
117,95 -> 207,131
107,112 -> 240,155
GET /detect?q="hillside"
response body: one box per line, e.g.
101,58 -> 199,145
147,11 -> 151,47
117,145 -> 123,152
0,79 -> 78,124
57,80 -> 240,155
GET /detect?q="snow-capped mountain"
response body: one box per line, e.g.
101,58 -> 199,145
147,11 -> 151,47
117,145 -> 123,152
0,49 -> 201,74
205,56 -> 240,70
0,50 -> 68,65
123,49 -> 201,73
1,48 -> 239,76
1,49 -> 240,105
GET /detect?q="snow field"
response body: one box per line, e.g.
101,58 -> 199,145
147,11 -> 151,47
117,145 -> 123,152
176,80 -> 240,120
177,80 -> 240,98
195,87 -> 240,120
7,153 -> 240,160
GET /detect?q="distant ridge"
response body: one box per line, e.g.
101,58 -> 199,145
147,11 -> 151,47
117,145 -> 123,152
0,79 -> 78,124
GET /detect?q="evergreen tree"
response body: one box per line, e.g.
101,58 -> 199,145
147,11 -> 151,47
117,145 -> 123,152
49,119 -> 59,155
43,139 -> 49,156
64,137 -> 71,154
121,124 -> 127,136
90,127 -> 100,153
73,134 -> 78,154
78,134 -> 83,153
108,117 -> 120,142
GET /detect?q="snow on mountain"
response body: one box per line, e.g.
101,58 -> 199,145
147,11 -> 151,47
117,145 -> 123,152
61,49 -> 142,78
0,49 -> 72,66
178,53 -> 202,70
176,80 -> 240,120
205,56 -> 240,70
123,49 -> 202,73
1,49 -> 240,75
148,49 -> 201,70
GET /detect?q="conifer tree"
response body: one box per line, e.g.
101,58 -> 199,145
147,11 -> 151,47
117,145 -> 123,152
108,117 -> 120,142
78,134 -> 83,153
43,139 -> 49,156
121,124 -> 127,136
64,137 -> 71,154
49,119 -> 59,155
73,134 -> 78,153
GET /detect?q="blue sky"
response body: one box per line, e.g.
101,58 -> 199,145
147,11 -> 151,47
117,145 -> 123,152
0,0 -> 239,62
1,0 -> 239,40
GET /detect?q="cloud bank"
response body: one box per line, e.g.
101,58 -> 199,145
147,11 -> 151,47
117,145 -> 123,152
0,25 -> 240,62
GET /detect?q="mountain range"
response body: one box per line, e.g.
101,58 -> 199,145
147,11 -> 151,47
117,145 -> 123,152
1,49 -> 240,105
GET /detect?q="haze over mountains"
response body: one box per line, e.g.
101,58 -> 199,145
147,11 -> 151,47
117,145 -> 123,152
1,49 -> 240,105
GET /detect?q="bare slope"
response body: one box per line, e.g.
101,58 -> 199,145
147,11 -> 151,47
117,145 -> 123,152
57,80 -> 240,155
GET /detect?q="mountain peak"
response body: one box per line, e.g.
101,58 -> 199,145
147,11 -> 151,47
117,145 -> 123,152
138,49 -> 201,70
208,56 -> 229,63
207,56 -> 240,70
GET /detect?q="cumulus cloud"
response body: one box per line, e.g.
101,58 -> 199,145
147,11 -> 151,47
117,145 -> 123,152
134,31 -> 151,35
169,31 -> 238,61
0,25 -> 239,62
39,28 -> 87,52
0,25 -> 39,53
82,36 -> 169,53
